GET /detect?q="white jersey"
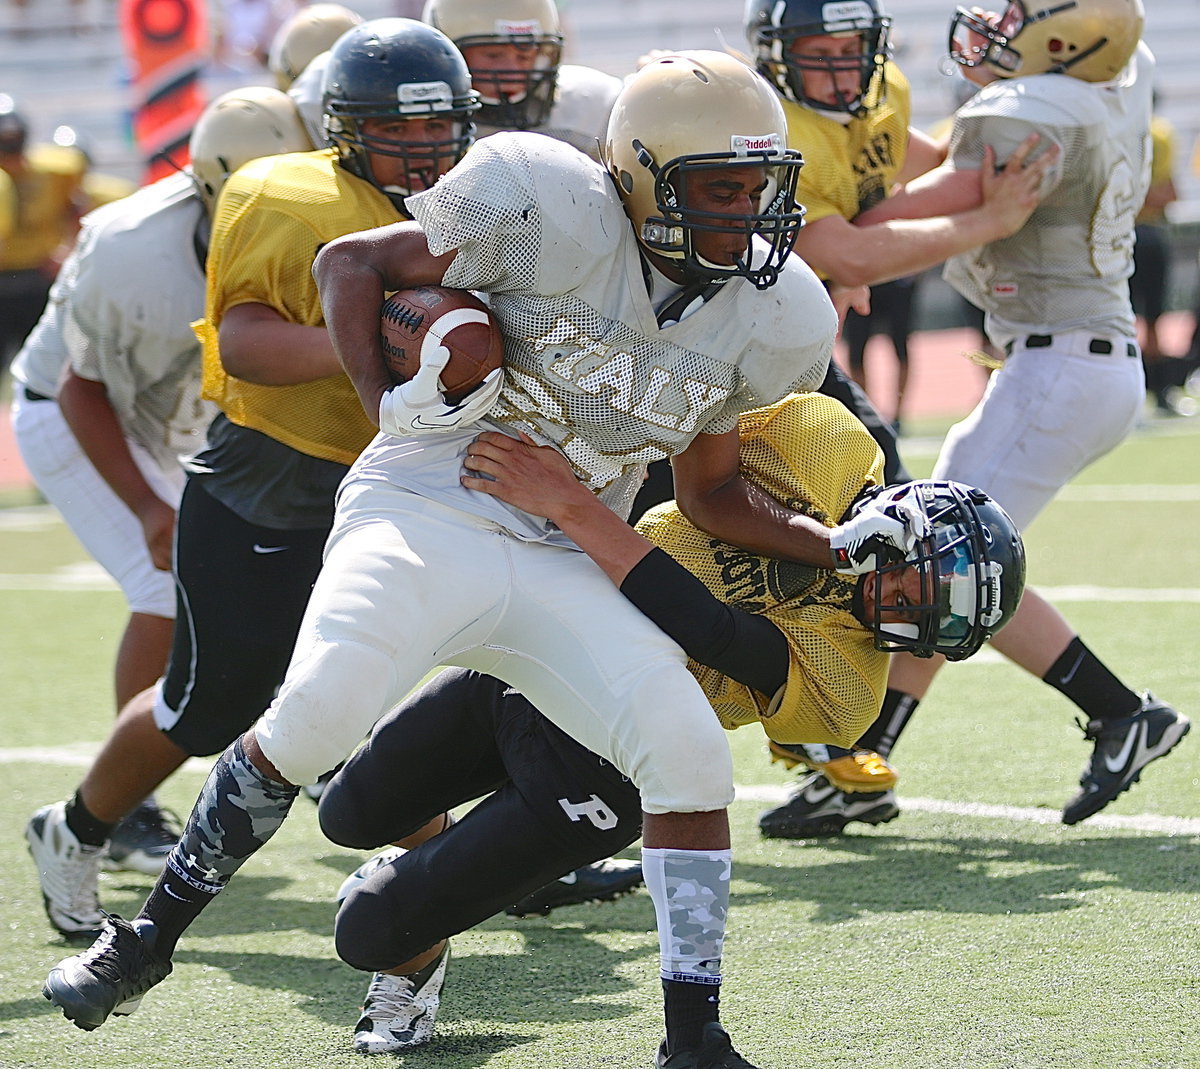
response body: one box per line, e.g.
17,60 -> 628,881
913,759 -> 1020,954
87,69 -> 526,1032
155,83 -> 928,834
349,131 -> 834,543
943,43 -> 1154,348
10,171 -> 214,468
477,64 -> 622,163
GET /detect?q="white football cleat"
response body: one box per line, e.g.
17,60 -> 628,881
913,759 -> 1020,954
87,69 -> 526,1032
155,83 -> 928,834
353,943 -> 449,1053
26,801 -> 105,938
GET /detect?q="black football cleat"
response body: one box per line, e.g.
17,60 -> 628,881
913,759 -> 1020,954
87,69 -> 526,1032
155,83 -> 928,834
43,914 -> 172,1031
656,1022 -> 761,1068
1062,694 -> 1190,825
505,858 -> 643,917
103,801 -> 181,876
758,771 -> 899,839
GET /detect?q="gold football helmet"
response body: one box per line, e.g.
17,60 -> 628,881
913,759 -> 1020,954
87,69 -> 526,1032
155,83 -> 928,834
948,0 -> 1143,83
602,50 -> 805,289
422,0 -> 562,128
268,3 -> 364,90
189,87 -> 311,214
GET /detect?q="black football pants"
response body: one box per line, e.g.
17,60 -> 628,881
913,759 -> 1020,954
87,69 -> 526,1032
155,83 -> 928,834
318,667 -> 643,972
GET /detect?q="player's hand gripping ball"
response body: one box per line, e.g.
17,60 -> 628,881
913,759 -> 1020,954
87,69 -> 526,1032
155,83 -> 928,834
380,286 -> 504,404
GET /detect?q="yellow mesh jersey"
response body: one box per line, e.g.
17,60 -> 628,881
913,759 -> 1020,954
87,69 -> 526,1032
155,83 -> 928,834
785,61 -> 911,245
196,149 -> 398,465
0,144 -> 84,271
636,393 -> 887,746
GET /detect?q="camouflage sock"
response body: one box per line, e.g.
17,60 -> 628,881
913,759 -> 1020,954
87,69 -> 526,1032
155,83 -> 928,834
643,847 -> 730,1054
139,735 -> 299,956
642,846 -> 729,981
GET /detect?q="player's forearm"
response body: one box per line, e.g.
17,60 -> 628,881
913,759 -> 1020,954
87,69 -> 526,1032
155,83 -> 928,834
677,476 -> 836,569
58,372 -> 162,517
619,549 -> 789,695
314,226 -> 454,424
561,499 -> 791,693
217,313 -> 341,386
834,212 -> 1009,286
543,492 -> 656,587
312,250 -> 392,423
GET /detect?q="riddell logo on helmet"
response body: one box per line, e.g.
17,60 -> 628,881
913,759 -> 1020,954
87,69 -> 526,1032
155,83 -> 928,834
732,133 -> 782,155
496,19 -> 541,35
822,0 -> 874,27
398,81 -> 452,106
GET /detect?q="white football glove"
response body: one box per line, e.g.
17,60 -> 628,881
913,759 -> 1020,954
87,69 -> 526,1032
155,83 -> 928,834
378,340 -> 503,437
829,485 -> 931,575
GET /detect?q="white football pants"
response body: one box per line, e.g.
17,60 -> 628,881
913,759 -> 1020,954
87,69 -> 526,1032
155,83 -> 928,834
11,392 -> 182,617
934,332 -> 1145,530
256,480 -> 735,814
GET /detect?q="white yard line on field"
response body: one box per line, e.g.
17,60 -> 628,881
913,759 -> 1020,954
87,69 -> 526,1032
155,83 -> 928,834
733,785 -> 1200,836
2,743 -> 1197,836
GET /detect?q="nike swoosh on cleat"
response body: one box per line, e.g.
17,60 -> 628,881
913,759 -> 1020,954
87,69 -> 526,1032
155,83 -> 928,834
1103,720 -> 1143,774
252,544 -> 289,554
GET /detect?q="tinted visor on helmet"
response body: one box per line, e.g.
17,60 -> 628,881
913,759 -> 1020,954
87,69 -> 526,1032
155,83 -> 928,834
872,494 -> 1005,661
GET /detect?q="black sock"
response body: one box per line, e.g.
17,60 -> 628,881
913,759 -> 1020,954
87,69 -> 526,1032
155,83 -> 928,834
662,978 -> 720,1054
1042,637 -> 1141,722
857,689 -> 920,758
64,791 -> 116,848
138,876 -> 214,959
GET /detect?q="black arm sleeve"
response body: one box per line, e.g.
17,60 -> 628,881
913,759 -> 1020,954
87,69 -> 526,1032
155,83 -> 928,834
618,548 -> 790,697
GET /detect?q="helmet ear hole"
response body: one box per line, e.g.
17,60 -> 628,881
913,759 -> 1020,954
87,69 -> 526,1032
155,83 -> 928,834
617,170 -> 634,195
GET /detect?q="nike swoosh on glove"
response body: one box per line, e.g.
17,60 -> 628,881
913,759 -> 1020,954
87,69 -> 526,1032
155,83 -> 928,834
828,485 -> 930,575
378,338 -> 504,437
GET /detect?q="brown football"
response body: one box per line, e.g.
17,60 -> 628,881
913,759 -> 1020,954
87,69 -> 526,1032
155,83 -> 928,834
379,286 -> 504,403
